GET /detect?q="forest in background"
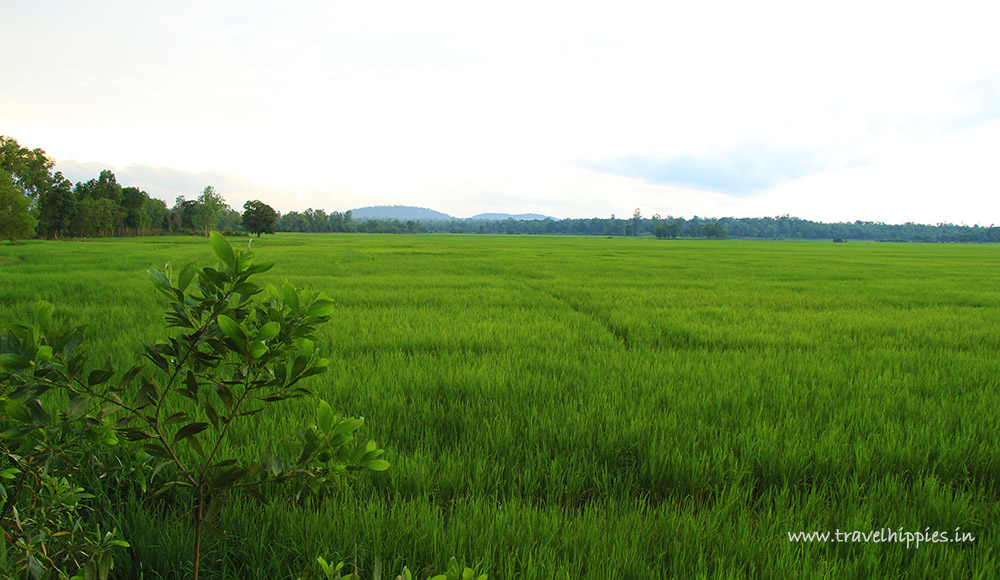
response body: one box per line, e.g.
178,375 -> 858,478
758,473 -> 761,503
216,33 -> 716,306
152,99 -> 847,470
3,135 -> 999,243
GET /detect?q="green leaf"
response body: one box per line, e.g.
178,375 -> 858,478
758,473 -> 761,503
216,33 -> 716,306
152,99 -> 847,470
243,486 -> 268,504
147,268 -> 174,297
217,314 -> 247,345
329,433 -> 351,447
266,454 -> 283,477
298,429 -> 320,463
177,262 -> 196,292
246,261 -> 275,275
173,422 -> 210,444
205,402 -> 220,431
67,396 -> 88,420
143,443 -> 172,459
334,417 -> 364,435
299,338 -> 314,357
35,345 -> 52,362
151,460 -> 173,481
317,400 -> 334,432
0,353 -> 30,370
120,364 -> 143,385
210,231 -> 236,270
88,368 -> 115,387
163,412 -> 189,425
367,459 -> 390,471
183,370 -> 200,399
99,549 -> 112,580
142,345 -> 169,373
203,521 -> 229,541
283,281 -> 300,312
33,300 -> 55,330
210,466 -> 248,489
6,399 -> 30,422
0,467 -> 20,479
256,321 -> 280,342
250,342 -> 267,359
306,300 -> 336,318
119,427 -> 151,441
234,282 -> 259,296
317,557 -> 346,578
216,384 -> 235,409
24,398 -> 49,423
188,434 -> 206,458
204,493 -> 227,524
136,378 -> 159,408
200,267 -> 223,285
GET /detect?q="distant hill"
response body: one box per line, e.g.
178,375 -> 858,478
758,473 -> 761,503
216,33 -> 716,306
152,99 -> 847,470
349,205 -> 453,221
467,212 -> 555,221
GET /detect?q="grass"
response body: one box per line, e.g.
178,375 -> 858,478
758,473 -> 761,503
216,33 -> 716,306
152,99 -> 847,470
2,234 -> 999,579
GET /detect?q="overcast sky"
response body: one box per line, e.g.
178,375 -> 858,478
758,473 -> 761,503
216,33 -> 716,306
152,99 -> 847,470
3,0 -> 1000,223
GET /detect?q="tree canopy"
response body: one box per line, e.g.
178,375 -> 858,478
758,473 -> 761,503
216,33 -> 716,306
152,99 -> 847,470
0,136 -> 54,201
0,169 -> 37,243
194,186 -> 229,237
242,200 -> 278,237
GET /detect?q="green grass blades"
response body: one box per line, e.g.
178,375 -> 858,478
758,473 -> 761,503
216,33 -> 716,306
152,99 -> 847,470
1,234 -> 998,579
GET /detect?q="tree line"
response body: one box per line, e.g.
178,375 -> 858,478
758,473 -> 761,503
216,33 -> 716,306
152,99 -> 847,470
280,211 -> 1000,243
4,136 -> 999,244
0,136 -> 281,241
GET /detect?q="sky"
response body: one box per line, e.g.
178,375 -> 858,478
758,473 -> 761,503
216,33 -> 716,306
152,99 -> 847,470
2,0 -> 1000,224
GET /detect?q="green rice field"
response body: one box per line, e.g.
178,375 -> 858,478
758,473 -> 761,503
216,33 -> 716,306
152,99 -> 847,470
2,234 -> 1000,579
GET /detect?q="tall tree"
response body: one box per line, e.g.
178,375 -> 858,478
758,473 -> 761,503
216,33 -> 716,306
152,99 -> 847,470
0,136 -> 54,202
0,169 -> 38,243
194,185 -> 228,236
279,210 -> 307,232
73,170 -> 126,236
241,200 -> 279,237
303,207 -> 328,232
140,197 -> 169,235
37,172 -> 76,239
121,186 -> 148,233
171,195 -> 198,231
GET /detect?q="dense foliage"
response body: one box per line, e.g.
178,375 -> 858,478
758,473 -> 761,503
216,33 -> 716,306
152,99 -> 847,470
242,200 -> 280,237
0,169 -> 38,243
1,234 -> 389,579
274,211 -> 1000,242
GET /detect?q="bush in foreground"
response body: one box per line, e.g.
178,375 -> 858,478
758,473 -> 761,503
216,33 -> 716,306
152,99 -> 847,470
1,233 -> 388,579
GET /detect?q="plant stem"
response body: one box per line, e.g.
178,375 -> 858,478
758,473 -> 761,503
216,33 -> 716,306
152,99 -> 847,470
193,484 -> 204,580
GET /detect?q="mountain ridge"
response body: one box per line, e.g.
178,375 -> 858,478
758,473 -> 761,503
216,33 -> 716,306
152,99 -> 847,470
349,205 -> 557,221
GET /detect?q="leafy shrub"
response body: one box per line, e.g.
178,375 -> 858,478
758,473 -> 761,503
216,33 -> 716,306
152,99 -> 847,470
1,232 -> 389,579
